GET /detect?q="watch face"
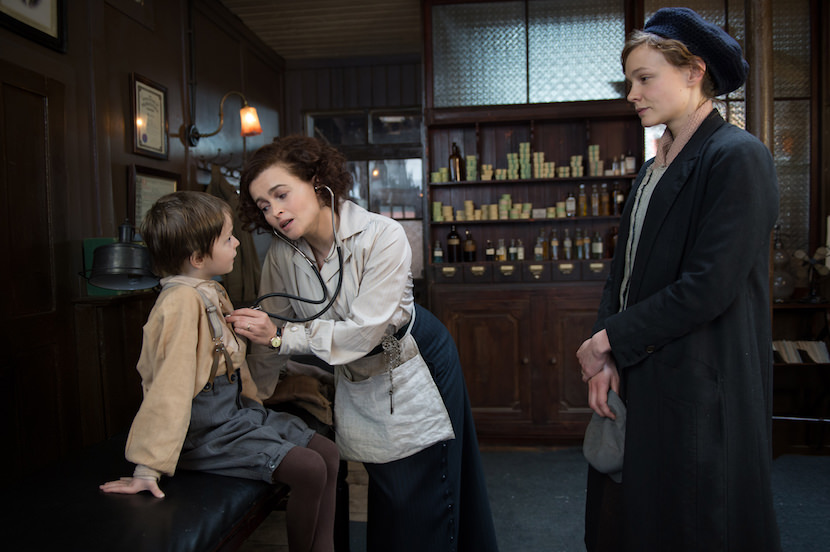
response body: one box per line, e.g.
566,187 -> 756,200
270,335 -> 282,349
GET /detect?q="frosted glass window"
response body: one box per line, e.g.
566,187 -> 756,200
774,99 -> 810,254
772,0 -> 810,98
432,2 -> 527,107
528,0 -> 626,102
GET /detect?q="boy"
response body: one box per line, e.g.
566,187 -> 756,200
100,191 -> 337,552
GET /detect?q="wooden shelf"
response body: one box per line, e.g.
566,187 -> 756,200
429,174 -> 637,188
430,216 -> 621,226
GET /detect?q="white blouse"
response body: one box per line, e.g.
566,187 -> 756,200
247,200 -> 415,398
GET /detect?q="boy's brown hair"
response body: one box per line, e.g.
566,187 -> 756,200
140,191 -> 231,277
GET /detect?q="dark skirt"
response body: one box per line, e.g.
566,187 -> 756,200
363,304 -> 499,552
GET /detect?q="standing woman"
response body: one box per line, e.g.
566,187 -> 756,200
226,135 -> 499,552
577,8 -> 781,552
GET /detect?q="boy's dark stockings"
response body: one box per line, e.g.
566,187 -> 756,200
273,434 -> 339,552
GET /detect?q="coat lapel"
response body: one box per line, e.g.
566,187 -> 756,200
626,112 -> 726,303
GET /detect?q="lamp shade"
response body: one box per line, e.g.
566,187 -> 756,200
239,106 -> 262,137
87,221 -> 159,291
89,242 -> 159,290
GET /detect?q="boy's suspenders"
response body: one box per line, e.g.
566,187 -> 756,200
164,283 -> 235,388
193,288 -> 235,388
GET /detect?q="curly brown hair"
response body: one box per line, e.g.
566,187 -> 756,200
238,135 -> 353,233
621,30 -> 717,100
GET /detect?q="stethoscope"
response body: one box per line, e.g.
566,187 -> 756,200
251,184 -> 344,323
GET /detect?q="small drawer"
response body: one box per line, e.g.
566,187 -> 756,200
432,264 -> 464,283
463,263 -> 493,283
522,262 -> 551,282
492,262 -> 522,283
551,261 -> 581,281
583,260 -> 611,281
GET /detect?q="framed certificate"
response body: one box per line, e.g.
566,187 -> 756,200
129,165 -> 179,228
130,73 -> 169,159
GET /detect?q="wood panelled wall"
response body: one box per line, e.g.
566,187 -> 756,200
283,55 -> 422,135
0,0 -> 283,484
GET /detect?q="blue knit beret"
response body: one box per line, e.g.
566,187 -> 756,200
644,7 -> 749,96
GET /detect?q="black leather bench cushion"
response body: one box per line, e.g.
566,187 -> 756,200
6,433 -> 285,552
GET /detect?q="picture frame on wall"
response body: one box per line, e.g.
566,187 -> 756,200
0,0 -> 67,53
130,73 -> 169,160
129,165 -> 179,230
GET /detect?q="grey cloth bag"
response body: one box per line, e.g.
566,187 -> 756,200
582,389 -> 626,483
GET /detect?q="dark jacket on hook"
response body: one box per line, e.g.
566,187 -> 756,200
207,165 -> 261,305
589,111 -> 782,551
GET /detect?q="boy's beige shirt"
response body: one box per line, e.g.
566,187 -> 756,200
125,276 -> 258,477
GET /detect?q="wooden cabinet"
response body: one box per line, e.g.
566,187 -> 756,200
424,101 -> 641,444
431,283 -> 603,444
771,302 -> 830,456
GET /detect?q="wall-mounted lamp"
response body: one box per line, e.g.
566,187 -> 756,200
81,221 -> 159,291
186,90 -> 262,147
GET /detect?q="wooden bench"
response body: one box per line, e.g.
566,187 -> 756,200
5,432 -> 289,551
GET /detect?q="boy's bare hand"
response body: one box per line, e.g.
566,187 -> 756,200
99,476 -> 165,498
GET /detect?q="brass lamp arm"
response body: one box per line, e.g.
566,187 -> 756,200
187,90 -> 249,146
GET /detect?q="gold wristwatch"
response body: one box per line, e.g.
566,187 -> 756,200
269,327 -> 282,350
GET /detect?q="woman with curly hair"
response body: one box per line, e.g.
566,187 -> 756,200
226,135 -> 499,552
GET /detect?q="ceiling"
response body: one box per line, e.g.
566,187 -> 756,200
219,0 -> 424,62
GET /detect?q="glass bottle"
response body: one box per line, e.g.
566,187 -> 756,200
613,182 -> 626,215
600,183 -> 611,216
446,224 -> 461,263
625,151 -> 637,174
590,184 -> 600,216
577,184 -> 588,217
772,225 -> 795,302
508,238 -> 518,261
565,190 -> 577,217
484,239 -> 495,261
549,228 -> 560,261
463,229 -> 477,262
575,228 -> 585,260
583,231 -> 592,259
607,226 -> 619,258
495,238 -> 507,261
534,229 -> 547,261
432,240 -> 444,264
449,142 -> 465,182
562,228 -> 572,260
591,231 -> 604,259
516,238 -> 525,261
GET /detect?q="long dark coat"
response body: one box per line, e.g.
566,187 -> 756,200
586,111 -> 782,551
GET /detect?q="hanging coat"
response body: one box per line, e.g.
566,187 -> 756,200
207,164 -> 261,305
590,110 -> 782,551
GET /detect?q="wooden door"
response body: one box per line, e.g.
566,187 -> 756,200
544,285 -> 603,437
0,60 -> 75,484
430,285 -> 534,440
